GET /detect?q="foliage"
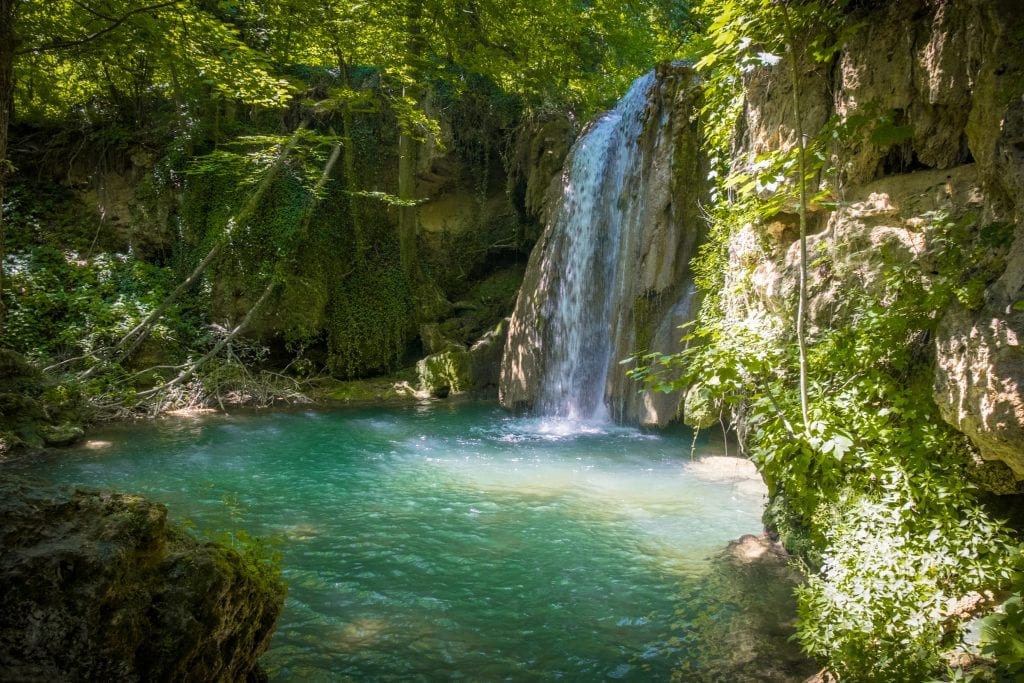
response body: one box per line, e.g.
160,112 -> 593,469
13,0 -> 292,126
213,528 -> 286,597
979,587 -> 1024,679
627,0 -> 1022,679
226,0 -> 688,121
798,488 -> 1012,682
0,246 -> 194,366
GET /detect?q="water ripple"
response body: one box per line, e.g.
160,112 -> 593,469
15,402 -> 787,680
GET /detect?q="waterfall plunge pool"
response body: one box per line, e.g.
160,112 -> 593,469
12,402 -> 812,681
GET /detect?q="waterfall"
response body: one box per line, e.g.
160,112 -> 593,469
500,63 -> 705,425
533,72 -> 655,420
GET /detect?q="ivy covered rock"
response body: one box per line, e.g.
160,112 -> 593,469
0,349 -> 50,452
0,480 -> 285,681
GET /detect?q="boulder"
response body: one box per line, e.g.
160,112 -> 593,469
0,480 -> 285,681
934,302 -> 1024,478
417,349 -> 473,398
417,320 -> 509,398
39,423 -> 85,448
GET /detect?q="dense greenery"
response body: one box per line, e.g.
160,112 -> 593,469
630,1 -> 1024,680
0,0 -> 688,401
3,0 -> 1023,680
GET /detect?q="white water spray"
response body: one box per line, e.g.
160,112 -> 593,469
534,72 -> 656,420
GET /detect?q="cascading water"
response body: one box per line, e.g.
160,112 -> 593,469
500,63 -> 706,425
533,72 -> 656,420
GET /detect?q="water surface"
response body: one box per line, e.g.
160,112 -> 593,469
14,402 -> 803,680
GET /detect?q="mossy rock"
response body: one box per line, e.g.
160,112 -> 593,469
0,480 -> 286,680
417,349 -> 474,398
416,320 -> 508,398
39,423 -> 85,448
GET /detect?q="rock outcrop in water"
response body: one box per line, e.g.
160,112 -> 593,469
0,479 -> 285,681
500,62 -> 706,425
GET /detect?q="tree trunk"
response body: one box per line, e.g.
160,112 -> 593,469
397,0 -> 425,282
336,51 -> 365,258
782,3 -> 811,435
0,0 -> 17,329
397,109 -> 417,280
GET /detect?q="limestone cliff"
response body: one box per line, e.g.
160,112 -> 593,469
0,480 -> 285,680
724,0 -> 1024,482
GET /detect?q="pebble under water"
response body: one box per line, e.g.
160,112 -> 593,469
16,402 -> 811,681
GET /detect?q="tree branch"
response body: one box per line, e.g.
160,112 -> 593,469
70,0 -> 118,23
18,0 -> 181,55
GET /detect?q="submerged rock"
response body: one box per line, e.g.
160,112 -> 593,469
0,480 -> 285,681
670,534 -> 818,682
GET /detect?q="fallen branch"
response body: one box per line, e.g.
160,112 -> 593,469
138,279 -> 276,399
79,123 -> 309,380
137,139 -> 342,404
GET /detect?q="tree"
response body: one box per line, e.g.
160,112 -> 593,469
0,0 -> 293,332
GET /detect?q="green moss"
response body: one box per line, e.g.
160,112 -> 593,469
417,349 -> 474,396
632,290 -> 661,354
312,370 -> 418,404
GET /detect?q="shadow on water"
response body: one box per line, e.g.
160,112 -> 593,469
664,535 -> 818,682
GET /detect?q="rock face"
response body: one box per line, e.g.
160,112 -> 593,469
500,62 -> 707,424
0,480 -> 285,681
936,302 -> 1024,478
725,0 -> 1024,480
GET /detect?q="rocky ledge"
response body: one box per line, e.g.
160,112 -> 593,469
0,479 -> 285,681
